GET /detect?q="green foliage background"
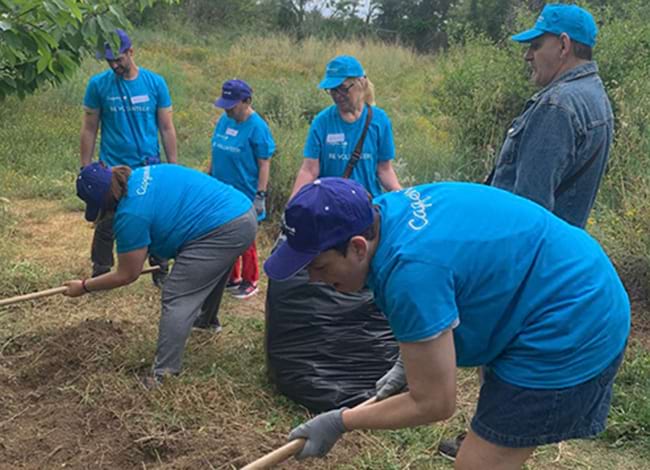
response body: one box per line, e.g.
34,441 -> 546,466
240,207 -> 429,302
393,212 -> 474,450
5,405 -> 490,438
0,0 -> 648,460
0,0 -> 181,99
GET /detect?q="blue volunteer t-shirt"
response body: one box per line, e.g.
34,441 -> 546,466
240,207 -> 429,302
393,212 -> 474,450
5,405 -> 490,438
113,164 -> 251,259
83,68 -> 172,168
210,112 -> 275,201
367,182 -> 630,389
304,105 -> 395,198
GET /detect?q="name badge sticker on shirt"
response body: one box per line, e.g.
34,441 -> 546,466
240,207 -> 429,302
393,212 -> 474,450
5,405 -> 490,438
226,128 -> 239,137
326,133 -> 345,144
131,95 -> 150,104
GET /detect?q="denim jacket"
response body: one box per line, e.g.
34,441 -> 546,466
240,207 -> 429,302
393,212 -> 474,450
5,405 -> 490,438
490,62 -> 613,228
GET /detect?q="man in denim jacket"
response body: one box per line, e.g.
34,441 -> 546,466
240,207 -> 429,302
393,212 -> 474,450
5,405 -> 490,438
488,4 -> 613,228
439,4 -> 615,462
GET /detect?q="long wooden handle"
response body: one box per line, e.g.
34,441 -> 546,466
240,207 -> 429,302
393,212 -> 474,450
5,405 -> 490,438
240,439 -> 305,470
0,265 -> 161,307
241,396 -> 377,470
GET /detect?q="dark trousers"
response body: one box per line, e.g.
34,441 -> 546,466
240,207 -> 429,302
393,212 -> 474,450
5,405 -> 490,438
90,212 -> 167,276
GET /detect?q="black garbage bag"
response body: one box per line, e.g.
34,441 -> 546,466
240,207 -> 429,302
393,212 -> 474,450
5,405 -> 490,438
265,266 -> 399,413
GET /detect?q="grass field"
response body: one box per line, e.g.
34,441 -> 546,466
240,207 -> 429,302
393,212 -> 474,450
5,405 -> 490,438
0,27 -> 649,469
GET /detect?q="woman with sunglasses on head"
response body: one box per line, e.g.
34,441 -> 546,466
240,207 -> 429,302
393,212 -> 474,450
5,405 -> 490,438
290,55 -> 401,197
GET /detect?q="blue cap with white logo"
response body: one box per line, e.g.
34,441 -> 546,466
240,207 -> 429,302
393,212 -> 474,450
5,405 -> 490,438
264,177 -> 374,281
318,55 -> 365,89
511,4 -> 598,47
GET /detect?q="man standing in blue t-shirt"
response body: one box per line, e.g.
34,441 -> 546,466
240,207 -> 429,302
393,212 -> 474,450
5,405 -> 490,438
263,178 -> 630,469
79,29 -> 178,284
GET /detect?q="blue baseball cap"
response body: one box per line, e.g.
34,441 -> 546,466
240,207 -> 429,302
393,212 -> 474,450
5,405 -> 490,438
76,162 -> 113,222
215,79 -> 253,109
264,177 -> 374,281
97,29 -> 132,60
511,4 -> 598,47
318,55 -> 365,89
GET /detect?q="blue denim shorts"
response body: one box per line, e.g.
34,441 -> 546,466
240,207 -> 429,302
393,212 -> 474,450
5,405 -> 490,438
471,348 -> 625,448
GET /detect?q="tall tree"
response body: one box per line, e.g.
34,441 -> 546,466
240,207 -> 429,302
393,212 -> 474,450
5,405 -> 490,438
0,0 -> 178,99
371,0 -> 455,51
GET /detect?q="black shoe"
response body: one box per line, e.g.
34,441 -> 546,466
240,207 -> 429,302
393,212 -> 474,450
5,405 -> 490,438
225,279 -> 242,293
438,432 -> 466,462
231,281 -> 259,300
92,264 -> 111,278
193,319 -> 222,335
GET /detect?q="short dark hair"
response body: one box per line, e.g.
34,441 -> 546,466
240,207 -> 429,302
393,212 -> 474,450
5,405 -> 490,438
332,207 -> 380,256
572,41 -> 593,60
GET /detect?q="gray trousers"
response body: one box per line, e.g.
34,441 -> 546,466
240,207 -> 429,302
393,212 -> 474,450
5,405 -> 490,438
153,208 -> 257,376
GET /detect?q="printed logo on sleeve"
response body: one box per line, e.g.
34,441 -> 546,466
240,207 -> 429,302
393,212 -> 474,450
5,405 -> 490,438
131,95 -> 150,104
326,133 -> 345,144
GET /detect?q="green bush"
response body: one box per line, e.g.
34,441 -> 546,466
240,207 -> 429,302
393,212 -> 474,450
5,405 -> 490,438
584,1 -> 650,291
602,343 -> 650,456
430,35 -> 533,181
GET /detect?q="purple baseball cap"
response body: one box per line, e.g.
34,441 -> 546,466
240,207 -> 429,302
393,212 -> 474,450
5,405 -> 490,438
264,178 -> 374,281
215,79 -> 253,109
97,29 -> 132,60
76,162 -> 113,222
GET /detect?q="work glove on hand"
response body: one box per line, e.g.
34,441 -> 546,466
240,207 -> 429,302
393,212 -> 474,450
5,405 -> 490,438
254,191 -> 266,221
149,255 -> 169,289
375,355 -> 407,400
288,408 -> 347,460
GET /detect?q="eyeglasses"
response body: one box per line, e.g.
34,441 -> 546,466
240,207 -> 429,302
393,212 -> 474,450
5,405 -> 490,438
328,82 -> 355,96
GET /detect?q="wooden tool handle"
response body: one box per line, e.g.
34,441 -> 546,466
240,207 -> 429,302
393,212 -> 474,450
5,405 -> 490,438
0,265 -> 161,307
241,396 -> 377,469
240,439 -> 305,470
0,286 -> 68,306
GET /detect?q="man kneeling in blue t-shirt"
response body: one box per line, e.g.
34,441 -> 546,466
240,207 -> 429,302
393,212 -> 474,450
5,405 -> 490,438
264,178 -> 630,469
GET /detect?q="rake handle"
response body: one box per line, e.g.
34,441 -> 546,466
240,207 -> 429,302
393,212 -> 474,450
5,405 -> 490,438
0,265 -> 160,307
240,439 -> 305,470
241,396 -> 377,469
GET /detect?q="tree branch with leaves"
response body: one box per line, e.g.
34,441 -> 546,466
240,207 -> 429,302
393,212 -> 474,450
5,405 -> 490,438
0,0 -> 178,99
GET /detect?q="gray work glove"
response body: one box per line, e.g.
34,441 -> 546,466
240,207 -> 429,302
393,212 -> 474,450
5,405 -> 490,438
375,355 -> 407,400
254,191 -> 266,218
288,408 -> 347,460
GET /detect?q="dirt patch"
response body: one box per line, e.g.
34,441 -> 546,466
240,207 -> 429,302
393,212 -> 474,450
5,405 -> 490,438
0,319 -> 147,469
